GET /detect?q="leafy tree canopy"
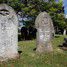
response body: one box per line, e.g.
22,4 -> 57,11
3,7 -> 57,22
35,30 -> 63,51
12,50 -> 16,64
0,0 -> 66,30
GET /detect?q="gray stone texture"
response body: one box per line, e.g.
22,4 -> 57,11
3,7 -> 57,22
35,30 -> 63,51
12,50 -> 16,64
0,4 -> 18,61
35,12 -> 54,53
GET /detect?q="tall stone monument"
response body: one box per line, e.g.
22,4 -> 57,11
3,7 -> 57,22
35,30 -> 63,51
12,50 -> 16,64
0,4 -> 19,61
35,12 -> 54,53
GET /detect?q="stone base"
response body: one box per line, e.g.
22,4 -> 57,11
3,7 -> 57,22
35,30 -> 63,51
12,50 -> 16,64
0,52 -> 19,61
61,47 -> 67,51
36,42 -> 53,53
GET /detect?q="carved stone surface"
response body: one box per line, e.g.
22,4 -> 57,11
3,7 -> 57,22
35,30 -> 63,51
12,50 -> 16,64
0,4 -> 18,61
35,12 -> 54,53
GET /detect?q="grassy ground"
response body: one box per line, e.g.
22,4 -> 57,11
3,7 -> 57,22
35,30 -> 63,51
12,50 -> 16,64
0,35 -> 67,67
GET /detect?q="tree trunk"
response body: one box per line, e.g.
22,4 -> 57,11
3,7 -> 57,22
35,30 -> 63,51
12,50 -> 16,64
63,29 -> 66,35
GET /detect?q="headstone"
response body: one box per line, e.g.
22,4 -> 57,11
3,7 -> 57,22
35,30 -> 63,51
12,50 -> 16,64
62,38 -> 67,47
35,12 -> 54,53
0,4 -> 19,61
59,38 -> 67,50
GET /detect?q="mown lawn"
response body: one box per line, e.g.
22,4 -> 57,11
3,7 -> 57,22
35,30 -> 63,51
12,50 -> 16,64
0,35 -> 67,67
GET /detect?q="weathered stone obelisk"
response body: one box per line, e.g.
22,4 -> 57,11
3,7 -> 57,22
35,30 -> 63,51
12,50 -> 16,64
0,4 -> 19,61
35,12 -> 54,53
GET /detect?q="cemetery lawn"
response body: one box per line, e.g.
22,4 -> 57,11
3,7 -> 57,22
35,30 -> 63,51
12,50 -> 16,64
0,35 -> 67,67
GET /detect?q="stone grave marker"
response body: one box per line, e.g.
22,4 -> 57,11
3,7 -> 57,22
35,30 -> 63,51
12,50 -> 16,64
0,4 -> 19,61
35,12 -> 54,53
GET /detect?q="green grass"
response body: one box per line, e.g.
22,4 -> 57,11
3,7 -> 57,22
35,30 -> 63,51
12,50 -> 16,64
0,35 -> 67,67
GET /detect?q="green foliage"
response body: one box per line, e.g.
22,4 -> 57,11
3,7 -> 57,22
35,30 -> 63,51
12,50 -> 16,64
0,0 -> 23,11
49,2 -> 66,30
0,0 -> 66,30
20,0 -> 66,30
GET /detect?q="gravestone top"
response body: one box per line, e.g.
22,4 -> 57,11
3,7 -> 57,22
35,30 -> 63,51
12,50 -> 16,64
0,4 -> 18,25
35,12 -> 54,42
35,12 -> 54,53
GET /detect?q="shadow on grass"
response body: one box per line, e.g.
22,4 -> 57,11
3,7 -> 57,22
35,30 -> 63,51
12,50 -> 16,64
33,48 -> 36,51
54,35 -> 61,38
58,44 -> 67,51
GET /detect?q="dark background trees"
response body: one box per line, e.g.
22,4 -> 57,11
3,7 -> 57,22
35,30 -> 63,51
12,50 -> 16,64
0,0 -> 67,35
